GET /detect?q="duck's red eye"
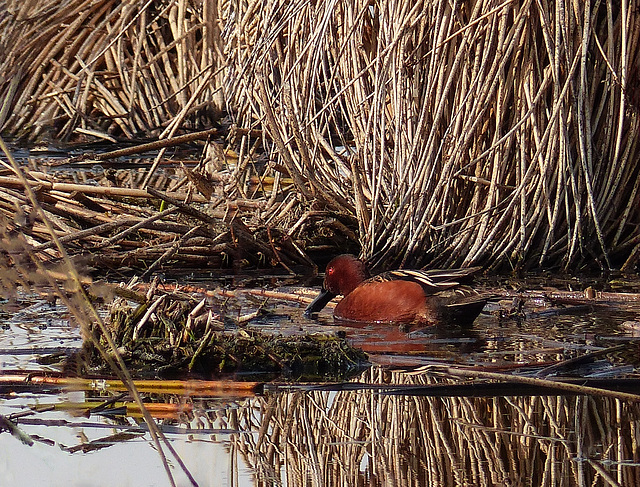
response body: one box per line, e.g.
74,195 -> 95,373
326,266 -> 334,276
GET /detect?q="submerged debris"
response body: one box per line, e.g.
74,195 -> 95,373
83,283 -> 367,380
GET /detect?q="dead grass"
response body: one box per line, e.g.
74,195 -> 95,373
1,1 -> 639,271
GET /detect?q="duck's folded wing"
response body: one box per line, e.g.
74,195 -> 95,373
377,267 -> 482,295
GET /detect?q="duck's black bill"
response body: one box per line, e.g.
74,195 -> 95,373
304,288 -> 336,317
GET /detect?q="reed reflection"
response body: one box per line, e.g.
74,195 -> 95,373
177,368 -> 640,486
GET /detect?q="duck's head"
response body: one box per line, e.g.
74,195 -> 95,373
304,254 -> 369,316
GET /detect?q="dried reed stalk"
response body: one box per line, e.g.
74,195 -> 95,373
0,0 -> 224,141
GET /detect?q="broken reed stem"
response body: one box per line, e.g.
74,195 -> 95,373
140,224 -> 203,279
65,127 -> 220,163
93,207 -> 179,249
0,176 -> 209,202
31,218 -> 140,251
0,373 -> 261,396
439,366 -> 640,403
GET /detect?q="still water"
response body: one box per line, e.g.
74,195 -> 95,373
1,282 -> 640,486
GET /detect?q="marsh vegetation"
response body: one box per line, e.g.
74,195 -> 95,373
1,1 -> 640,486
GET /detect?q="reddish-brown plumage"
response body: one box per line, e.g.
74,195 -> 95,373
304,254 -> 487,326
334,279 -> 427,322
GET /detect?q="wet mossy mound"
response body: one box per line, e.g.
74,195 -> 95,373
84,284 -> 367,380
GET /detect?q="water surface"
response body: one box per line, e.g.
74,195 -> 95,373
1,280 -> 640,486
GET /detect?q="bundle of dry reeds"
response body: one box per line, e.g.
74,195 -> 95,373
0,154 -> 325,272
1,1 -> 639,271
230,0 -> 640,271
0,0 -> 224,141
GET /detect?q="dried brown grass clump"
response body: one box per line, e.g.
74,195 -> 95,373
87,284 -> 366,379
1,1 -> 639,271
230,1 -> 640,271
0,0 -> 224,141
